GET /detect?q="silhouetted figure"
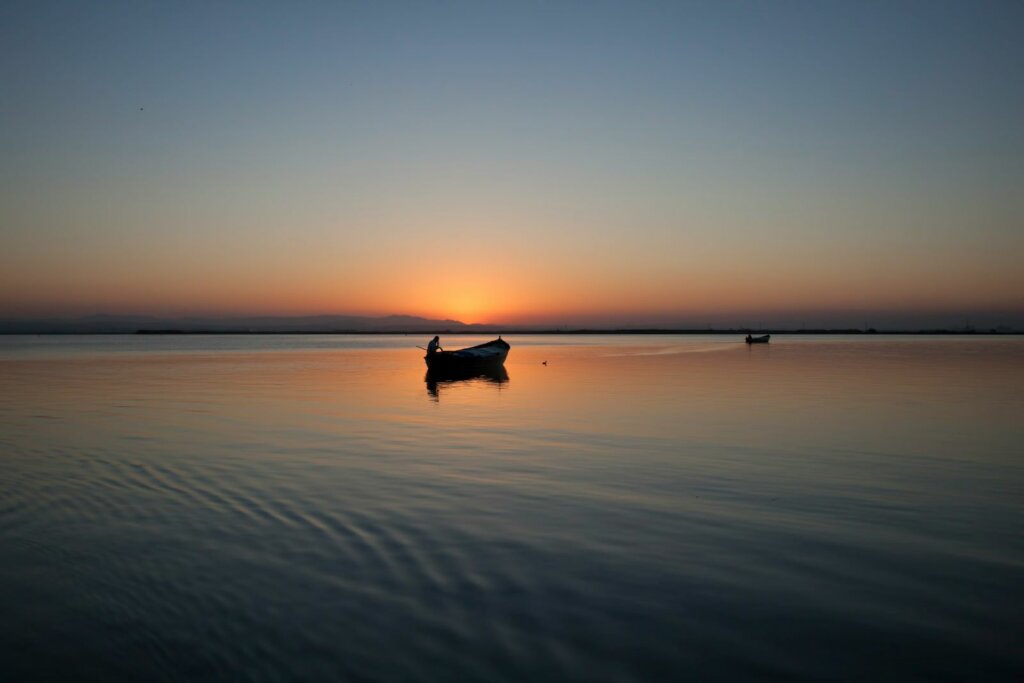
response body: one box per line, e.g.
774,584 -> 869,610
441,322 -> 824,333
426,336 -> 442,355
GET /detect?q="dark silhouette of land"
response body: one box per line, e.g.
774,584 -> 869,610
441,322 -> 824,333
0,314 -> 466,335
0,313 -> 1019,335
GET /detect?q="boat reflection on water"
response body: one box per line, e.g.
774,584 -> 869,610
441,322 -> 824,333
425,366 -> 509,400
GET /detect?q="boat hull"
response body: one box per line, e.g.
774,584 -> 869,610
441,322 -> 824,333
745,334 -> 771,344
424,337 -> 510,370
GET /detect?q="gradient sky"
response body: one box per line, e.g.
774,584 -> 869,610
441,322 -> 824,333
2,1 -> 1022,327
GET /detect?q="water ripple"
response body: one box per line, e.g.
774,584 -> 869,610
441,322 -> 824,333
2,337 -> 1023,681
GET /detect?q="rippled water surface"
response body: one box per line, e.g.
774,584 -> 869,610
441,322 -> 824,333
2,334 -> 1022,681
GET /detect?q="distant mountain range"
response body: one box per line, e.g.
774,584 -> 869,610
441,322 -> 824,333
0,313 -> 1019,334
0,314 -> 483,334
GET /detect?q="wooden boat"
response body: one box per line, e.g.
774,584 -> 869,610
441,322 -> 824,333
424,337 -> 510,370
745,334 -> 770,344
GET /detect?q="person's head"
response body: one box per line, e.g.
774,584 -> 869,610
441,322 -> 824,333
433,336 -> 439,342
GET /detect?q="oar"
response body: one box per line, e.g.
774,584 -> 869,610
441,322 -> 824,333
416,346 -> 427,350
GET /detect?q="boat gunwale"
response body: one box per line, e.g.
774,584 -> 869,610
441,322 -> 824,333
424,337 -> 510,367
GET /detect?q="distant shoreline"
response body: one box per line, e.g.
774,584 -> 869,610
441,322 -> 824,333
134,329 -> 1017,335
4,312 -> 1018,336
0,328 -> 1015,336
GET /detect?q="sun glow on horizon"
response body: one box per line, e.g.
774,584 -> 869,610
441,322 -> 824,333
1,3 -> 1022,328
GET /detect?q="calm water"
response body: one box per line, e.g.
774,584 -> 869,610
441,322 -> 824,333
2,335 -> 1022,681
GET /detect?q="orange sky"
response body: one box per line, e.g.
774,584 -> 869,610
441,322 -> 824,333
2,2 -> 1022,327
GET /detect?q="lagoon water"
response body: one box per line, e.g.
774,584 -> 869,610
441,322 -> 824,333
1,334 -> 1022,681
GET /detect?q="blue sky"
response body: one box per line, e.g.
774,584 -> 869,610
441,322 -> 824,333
2,1 -> 1022,326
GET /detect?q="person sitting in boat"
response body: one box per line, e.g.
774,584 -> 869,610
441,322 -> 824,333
426,336 -> 443,355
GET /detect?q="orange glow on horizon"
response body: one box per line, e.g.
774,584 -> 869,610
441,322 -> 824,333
2,241 -> 1021,325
